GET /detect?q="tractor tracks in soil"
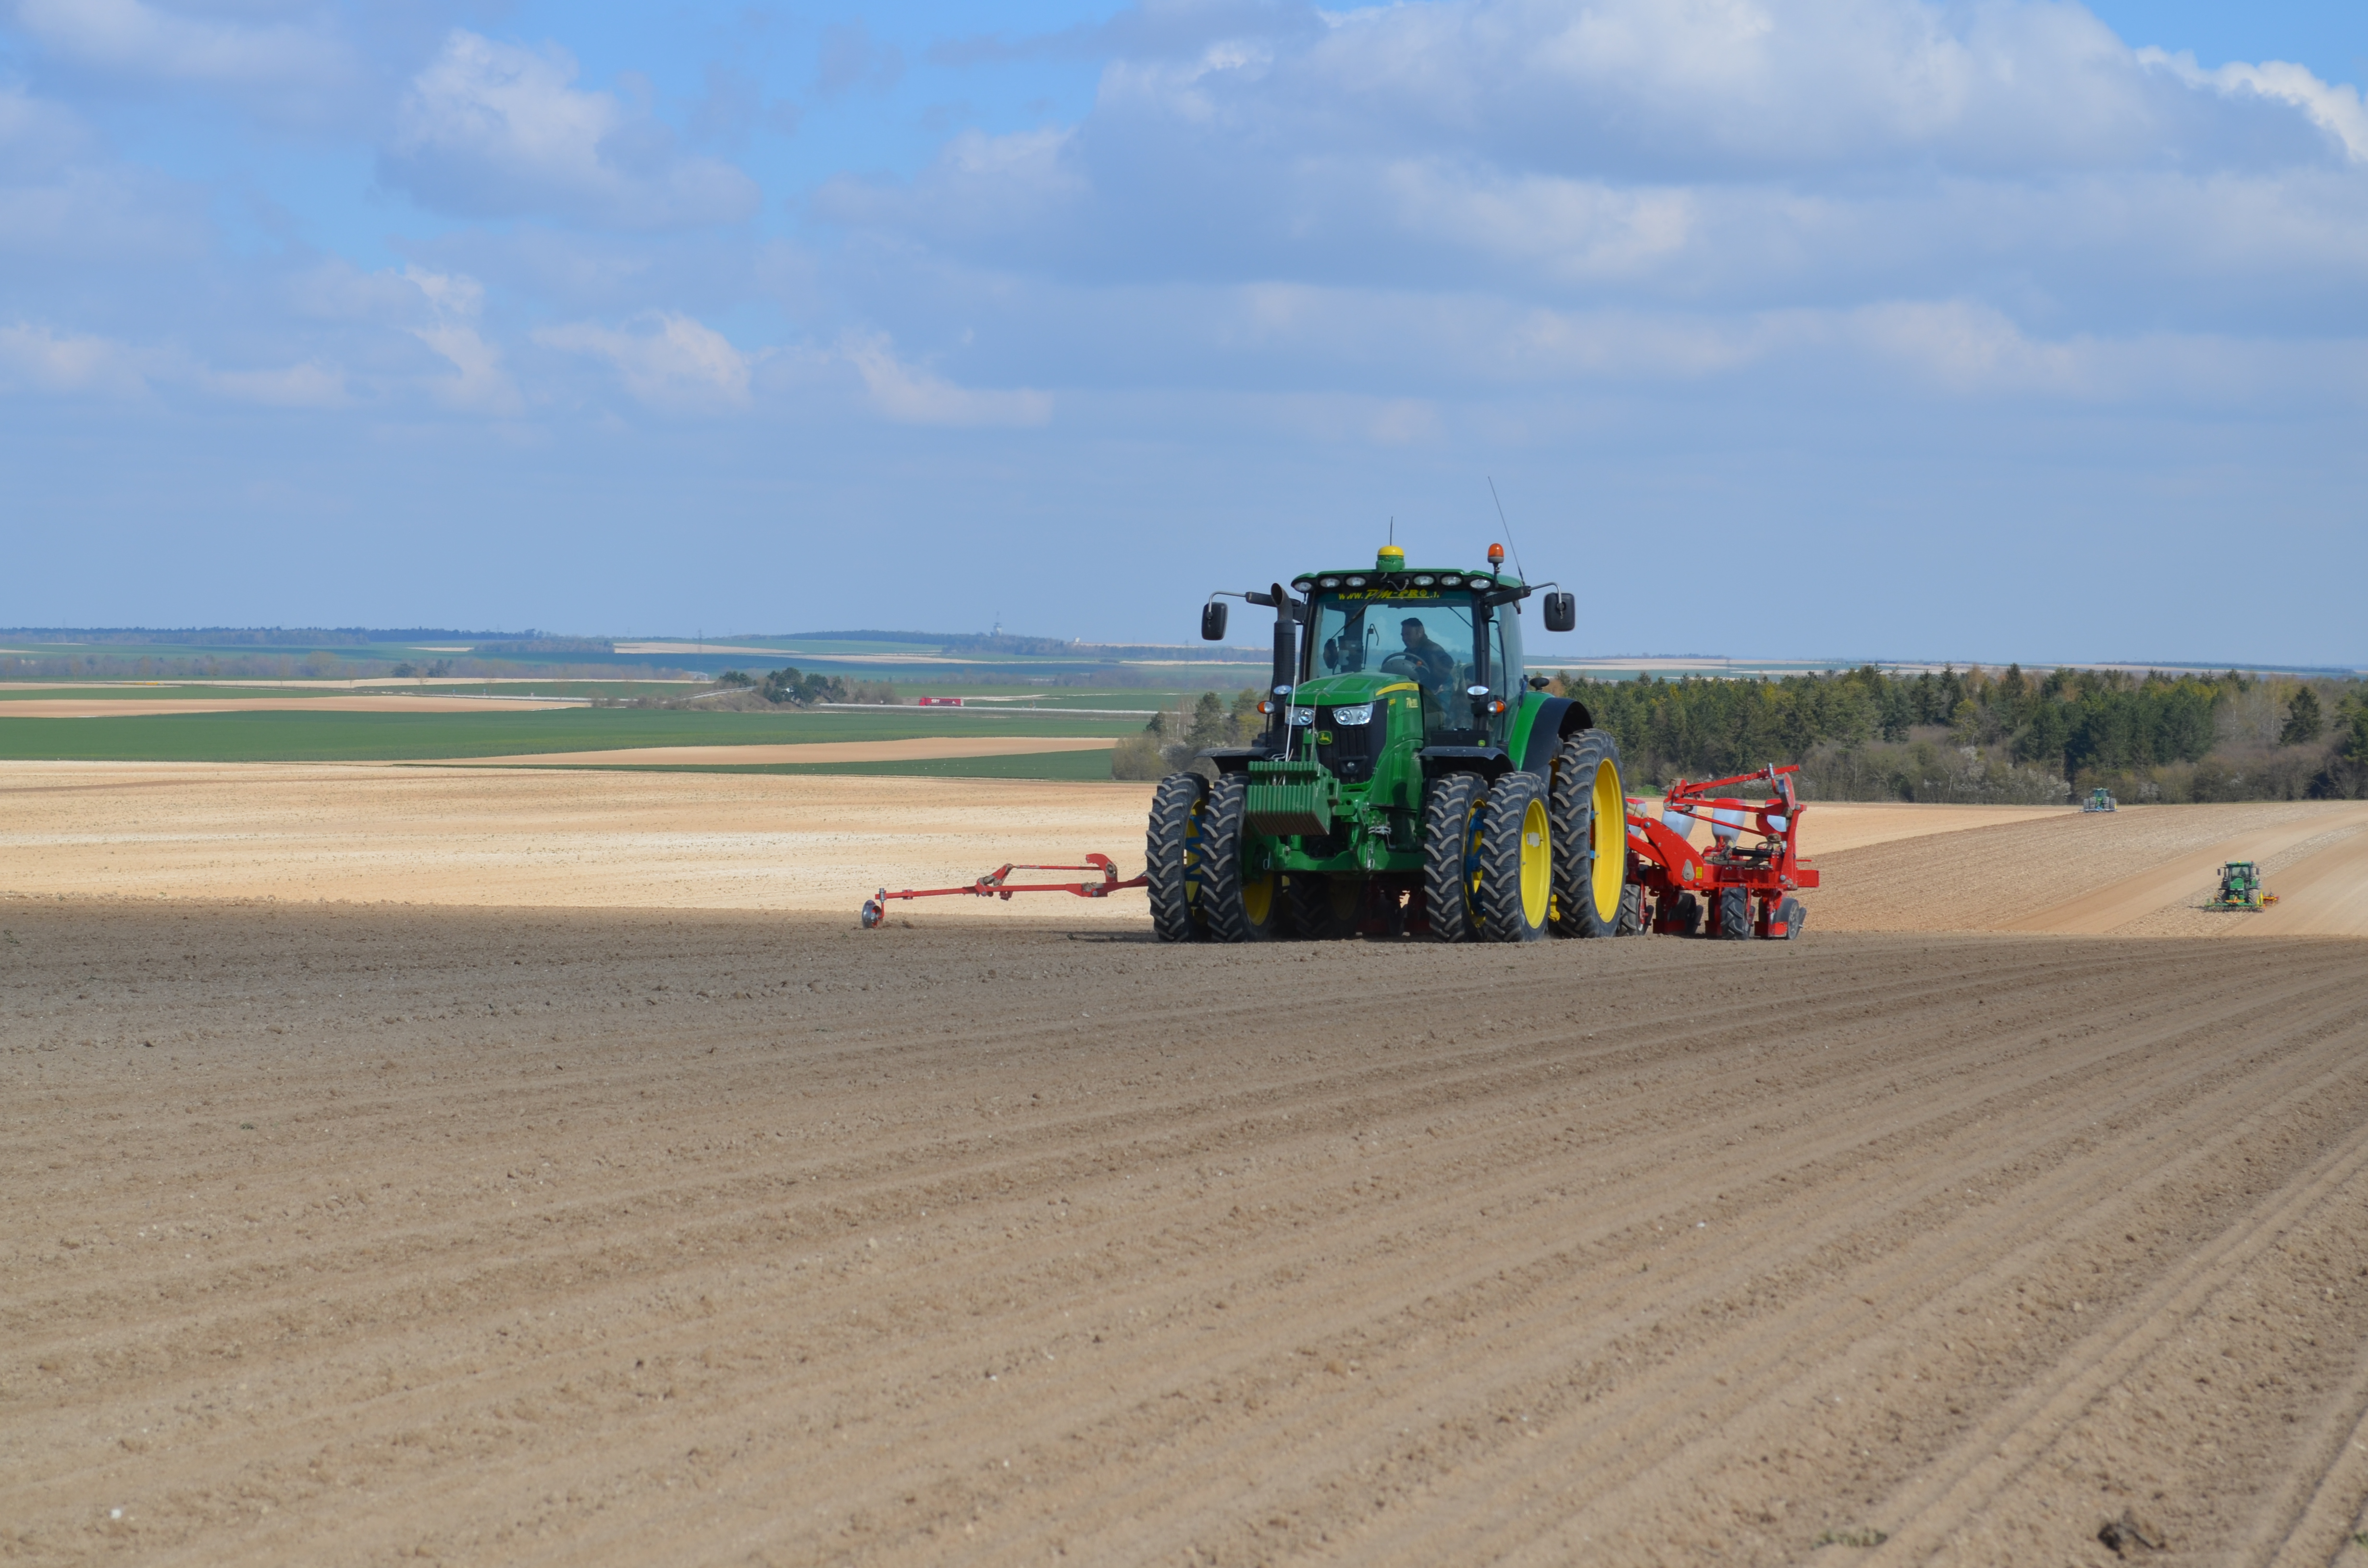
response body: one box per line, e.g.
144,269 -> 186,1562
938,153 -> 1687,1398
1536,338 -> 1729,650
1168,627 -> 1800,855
4,906 -> 2368,1566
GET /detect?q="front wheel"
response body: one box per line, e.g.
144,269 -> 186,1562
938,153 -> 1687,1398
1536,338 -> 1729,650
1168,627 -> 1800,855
1420,772 -> 1485,943
1550,729 -> 1627,937
1145,771 -> 1209,943
1473,771 -> 1552,942
1196,772 -> 1285,943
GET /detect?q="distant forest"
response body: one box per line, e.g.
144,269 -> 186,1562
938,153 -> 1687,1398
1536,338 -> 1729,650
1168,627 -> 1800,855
1553,665 -> 2368,804
0,629 -> 680,683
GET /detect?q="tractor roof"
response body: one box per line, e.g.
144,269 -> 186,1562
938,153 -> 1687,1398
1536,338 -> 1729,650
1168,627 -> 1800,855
1290,567 -> 1521,594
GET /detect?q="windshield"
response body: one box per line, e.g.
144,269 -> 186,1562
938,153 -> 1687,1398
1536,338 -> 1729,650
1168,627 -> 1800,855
1308,592 -> 1482,732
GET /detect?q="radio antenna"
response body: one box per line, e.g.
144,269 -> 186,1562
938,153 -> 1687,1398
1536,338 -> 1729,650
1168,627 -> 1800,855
1486,477 -> 1528,581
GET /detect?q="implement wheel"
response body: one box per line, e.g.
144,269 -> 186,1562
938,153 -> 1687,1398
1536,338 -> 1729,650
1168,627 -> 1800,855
1550,729 -> 1628,937
1196,772 -> 1285,943
1145,771 -> 1209,943
1717,886 -> 1753,940
1473,771 -> 1552,942
1774,894 -> 1806,940
1617,881 -> 1646,935
1288,873 -> 1362,941
1421,772 -> 1485,943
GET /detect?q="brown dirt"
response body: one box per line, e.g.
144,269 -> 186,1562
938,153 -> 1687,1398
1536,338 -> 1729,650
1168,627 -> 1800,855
1813,800 -> 2368,938
0,763 -> 1163,918
5,907 -> 2368,1568
0,766 -> 2093,923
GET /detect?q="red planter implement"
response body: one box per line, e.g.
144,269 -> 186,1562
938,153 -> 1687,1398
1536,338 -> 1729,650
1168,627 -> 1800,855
1625,764 -> 1820,939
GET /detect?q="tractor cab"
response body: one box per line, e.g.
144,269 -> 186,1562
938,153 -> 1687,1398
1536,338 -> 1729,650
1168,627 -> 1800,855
1283,545 -> 1540,755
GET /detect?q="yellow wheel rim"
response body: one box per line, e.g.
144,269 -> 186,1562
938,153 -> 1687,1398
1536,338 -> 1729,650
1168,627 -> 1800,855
1520,796 -> 1551,928
1590,759 -> 1623,921
1242,873 -> 1274,926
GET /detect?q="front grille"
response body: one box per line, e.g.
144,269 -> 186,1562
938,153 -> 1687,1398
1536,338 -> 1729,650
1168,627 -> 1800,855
1314,706 -> 1384,782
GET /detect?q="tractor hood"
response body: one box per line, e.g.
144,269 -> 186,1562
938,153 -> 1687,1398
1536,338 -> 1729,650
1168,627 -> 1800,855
1290,672 -> 1407,707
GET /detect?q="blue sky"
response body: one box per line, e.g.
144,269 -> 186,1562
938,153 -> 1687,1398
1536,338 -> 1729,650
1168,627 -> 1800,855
2,0 -> 2363,665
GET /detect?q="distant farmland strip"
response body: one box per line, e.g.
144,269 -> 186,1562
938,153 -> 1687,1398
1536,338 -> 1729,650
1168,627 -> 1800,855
465,749 -> 1123,781
0,709 -> 1139,763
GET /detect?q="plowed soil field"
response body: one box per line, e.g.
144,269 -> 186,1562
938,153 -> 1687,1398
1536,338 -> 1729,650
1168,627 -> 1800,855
6,766 -> 2368,1566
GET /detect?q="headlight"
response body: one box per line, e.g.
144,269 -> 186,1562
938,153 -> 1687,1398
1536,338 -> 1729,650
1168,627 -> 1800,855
1288,708 -> 1316,725
1412,574 -> 1434,585
1319,576 -> 1341,588
1438,575 -> 1461,586
1329,703 -> 1373,726
1345,575 -> 1366,587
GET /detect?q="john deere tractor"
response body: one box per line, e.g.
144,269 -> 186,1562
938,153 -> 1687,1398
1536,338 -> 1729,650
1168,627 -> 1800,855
1145,543 -> 1633,943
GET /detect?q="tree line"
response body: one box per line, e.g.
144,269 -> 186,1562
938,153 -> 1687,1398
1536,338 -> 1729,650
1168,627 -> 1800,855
1551,665 -> 2368,803
1106,667 -> 2368,800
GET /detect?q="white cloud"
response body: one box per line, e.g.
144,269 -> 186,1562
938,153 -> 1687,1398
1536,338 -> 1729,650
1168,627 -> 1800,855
1087,0 -> 2189,178
205,359 -> 347,407
1373,162 -> 1696,282
383,31 -> 760,229
0,84 -> 94,177
2140,49 -> 2368,164
840,333 -> 1053,427
0,320 -> 151,395
400,266 -> 520,414
537,312 -> 752,409
0,318 -> 358,408
10,0 -> 357,117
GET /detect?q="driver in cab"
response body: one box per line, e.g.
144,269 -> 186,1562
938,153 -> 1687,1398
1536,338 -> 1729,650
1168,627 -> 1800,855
1387,616 -> 1456,696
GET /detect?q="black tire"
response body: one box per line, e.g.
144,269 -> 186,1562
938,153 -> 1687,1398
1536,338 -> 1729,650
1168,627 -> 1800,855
1549,729 -> 1627,937
1670,891 -> 1702,937
1717,886 -> 1753,940
1196,772 -> 1286,943
1288,873 -> 1363,941
1420,772 -> 1485,943
1617,881 -> 1646,935
1472,771 -> 1551,943
1145,771 -> 1209,943
1774,894 -> 1806,940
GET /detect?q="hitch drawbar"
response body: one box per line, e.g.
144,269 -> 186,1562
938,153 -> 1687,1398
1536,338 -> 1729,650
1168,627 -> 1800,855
861,854 -> 1149,928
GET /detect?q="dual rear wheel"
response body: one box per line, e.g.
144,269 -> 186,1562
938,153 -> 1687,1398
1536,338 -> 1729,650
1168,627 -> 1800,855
1421,771 -> 1554,943
1144,771 -> 1286,943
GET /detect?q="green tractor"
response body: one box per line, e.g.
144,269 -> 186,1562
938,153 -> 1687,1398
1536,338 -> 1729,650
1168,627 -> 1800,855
2207,861 -> 2278,911
1145,543 -> 1633,943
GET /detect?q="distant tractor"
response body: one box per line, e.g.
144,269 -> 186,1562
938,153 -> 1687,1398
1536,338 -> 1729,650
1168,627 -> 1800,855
2207,861 -> 2278,911
1144,542 -> 1816,943
2083,787 -> 2118,813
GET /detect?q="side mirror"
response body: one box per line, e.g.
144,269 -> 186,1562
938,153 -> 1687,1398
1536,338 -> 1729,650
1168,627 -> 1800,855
1543,591 -> 1576,633
1200,601 -> 1228,641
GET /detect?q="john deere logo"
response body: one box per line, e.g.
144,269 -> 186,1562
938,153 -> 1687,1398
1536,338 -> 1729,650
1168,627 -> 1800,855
1316,730 -> 1333,745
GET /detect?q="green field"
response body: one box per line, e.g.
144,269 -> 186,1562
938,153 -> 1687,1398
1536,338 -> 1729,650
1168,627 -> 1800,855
0,708 -> 1140,763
